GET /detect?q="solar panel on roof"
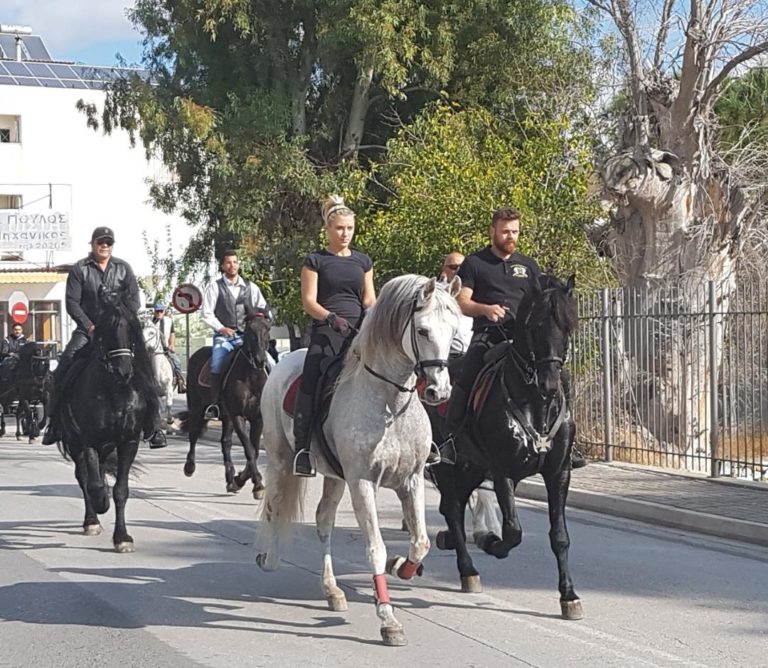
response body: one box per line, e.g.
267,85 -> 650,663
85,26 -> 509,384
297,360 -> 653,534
22,36 -> 51,61
0,35 -> 18,59
3,61 -> 30,76
38,78 -> 65,88
26,62 -> 53,77
48,64 -> 76,78
0,75 -> 17,85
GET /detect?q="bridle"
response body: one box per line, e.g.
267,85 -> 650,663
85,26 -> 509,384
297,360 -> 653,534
242,312 -> 270,371
364,293 -> 449,394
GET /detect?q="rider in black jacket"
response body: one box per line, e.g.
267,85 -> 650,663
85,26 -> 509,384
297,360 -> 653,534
42,226 -> 166,447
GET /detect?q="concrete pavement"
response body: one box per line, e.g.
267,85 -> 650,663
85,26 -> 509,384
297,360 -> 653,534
518,462 -> 768,547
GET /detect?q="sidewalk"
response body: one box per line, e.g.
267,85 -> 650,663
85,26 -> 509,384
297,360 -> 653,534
517,462 -> 768,546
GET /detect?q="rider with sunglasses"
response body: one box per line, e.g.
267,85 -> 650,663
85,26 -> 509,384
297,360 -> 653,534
43,226 -> 166,448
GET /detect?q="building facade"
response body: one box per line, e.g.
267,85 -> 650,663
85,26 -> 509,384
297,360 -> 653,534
0,24 -> 190,350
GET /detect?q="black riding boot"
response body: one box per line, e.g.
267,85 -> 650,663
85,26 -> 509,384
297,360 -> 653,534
444,384 -> 470,436
41,360 -> 70,445
204,373 -> 221,420
292,390 -> 316,477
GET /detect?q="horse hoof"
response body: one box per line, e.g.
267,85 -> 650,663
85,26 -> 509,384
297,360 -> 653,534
252,487 -> 265,501
326,594 -> 348,612
436,530 -> 456,551
380,626 -> 407,647
385,555 -> 405,576
255,552 -> 276,571
115,541 -> 135,553
83,524 -> 102,536
461,575 -> 482,593
561,599 -> 584,620
183,461 -> 195,477
400,519 -> 408,532
226,482 -> 240,494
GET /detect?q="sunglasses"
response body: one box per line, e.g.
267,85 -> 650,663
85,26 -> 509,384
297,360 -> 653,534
95,238 -> 114,246
444,263 -> 462,271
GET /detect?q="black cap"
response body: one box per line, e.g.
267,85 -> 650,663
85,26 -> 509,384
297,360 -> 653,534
91,226 -> 115,243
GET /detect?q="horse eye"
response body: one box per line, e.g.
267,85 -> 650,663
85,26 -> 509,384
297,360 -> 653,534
417,328 -> 430,339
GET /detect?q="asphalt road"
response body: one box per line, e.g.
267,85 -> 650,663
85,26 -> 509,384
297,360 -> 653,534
1,429 -> 767,667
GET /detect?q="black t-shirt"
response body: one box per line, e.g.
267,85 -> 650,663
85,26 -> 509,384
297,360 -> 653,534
304,249 -> 373,323
457,246 -> 542,330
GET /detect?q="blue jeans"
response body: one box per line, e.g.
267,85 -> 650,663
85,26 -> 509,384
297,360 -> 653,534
211,333 -> 243,374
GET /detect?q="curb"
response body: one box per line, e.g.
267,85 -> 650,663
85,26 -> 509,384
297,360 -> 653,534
516,479 -> 768,548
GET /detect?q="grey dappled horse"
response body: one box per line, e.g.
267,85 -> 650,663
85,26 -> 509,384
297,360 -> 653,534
257,274 -> 461,646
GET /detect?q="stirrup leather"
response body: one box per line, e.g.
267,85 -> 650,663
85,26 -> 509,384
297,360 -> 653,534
293,449 -> 317,477
203,404 -> 219,420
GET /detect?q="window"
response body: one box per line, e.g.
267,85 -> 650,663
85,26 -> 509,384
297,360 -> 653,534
0,114 -> 21,143
0,194 -> 22,208
0,300 -> 62,353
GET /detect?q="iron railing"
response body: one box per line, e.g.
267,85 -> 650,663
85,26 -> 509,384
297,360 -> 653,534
571,280 -> 768,481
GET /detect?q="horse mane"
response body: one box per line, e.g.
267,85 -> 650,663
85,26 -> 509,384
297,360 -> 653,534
341,274 -> 461,381
539,274 -> 578,333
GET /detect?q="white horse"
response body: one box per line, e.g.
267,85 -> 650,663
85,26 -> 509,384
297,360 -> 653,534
142,324 -> 175,424
257,274 -> 461,646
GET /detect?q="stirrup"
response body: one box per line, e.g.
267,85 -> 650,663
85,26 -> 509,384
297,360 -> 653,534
571,447 -> 588,469
41,424 -> 59,446
203,404 -> 219,420
425,442 -> 442,467
293,449 -> 317,477
434,436 -> 457,466
148,430 -> 168,449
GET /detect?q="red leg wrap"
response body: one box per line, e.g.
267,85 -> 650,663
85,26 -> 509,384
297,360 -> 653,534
373,573 -> 390,604
396,558 -> 422,580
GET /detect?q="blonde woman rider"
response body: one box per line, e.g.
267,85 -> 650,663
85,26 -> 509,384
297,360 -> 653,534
293,196 -> 376,476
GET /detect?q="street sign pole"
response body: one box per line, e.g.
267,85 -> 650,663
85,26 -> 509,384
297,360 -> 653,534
185,313 -> 190,370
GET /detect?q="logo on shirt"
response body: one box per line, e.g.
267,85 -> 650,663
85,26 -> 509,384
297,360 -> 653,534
509,264 -> 529,278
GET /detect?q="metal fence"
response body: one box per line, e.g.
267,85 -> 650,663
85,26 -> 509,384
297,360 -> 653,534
571,280 -> 768,481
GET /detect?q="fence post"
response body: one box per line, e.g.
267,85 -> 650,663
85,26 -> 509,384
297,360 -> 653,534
708,280 -> 720,478
602,288 -> 613,462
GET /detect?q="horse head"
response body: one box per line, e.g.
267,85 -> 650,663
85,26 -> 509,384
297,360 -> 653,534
243,307 -> 272,368
19,343 -> 50,382
409,276 -> 462,404
95,287 -> 140,382
142,323 -> 163,354
515,274 -> 577,398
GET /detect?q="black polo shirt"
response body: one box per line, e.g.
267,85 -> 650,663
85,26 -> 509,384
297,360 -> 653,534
304,249 -> 372,324
457,246 -> 541,330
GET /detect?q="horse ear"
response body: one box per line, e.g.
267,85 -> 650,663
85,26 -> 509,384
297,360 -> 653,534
566,274 -> 576,294
419,277 -> 437,306
448,275 -> 462,298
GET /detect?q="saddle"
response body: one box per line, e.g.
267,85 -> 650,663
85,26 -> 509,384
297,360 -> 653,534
197,349 -> 240,388
283,353 -> 346,478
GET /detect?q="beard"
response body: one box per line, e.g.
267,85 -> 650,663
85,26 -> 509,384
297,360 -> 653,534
492,238 -> 516,256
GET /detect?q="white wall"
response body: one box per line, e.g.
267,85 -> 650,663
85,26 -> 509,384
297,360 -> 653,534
0,83 -> 192,275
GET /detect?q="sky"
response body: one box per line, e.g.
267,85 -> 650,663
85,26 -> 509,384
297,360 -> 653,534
3,0 -> 143,67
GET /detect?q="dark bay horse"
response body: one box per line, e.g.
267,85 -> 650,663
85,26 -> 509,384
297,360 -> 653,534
57,289 -> 156,551
430,274 -> 583,620
180,309 -> 271,499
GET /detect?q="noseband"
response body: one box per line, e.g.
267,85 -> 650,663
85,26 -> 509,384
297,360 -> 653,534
364,293 -> 450,393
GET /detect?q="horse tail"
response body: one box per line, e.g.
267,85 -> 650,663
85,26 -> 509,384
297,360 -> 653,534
256,463 -> 307,571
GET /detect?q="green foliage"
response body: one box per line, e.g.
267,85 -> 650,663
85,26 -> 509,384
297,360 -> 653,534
715,68 -> 768,153
83,0 -> 602,324
359,104 -> 606,287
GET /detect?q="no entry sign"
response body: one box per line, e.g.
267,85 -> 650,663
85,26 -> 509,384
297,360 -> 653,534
8,290 -> 29,324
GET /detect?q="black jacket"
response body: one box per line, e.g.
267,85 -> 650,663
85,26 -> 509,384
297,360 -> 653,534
0,334 -> 26,357
65,255 -> 141,331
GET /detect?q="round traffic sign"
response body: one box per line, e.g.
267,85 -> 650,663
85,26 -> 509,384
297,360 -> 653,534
172,283 -> 203,314
11,301 -> 29,324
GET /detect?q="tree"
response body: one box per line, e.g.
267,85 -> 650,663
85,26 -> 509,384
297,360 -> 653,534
585,0 -> 768,463
81,0 -> 598,335
360,103 -> 605,285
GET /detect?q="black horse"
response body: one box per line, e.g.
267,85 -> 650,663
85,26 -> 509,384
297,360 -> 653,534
13,342 -> 52,442
57,289 -> 156,551
430,274 -> 583,620
180,309 -> 271,499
